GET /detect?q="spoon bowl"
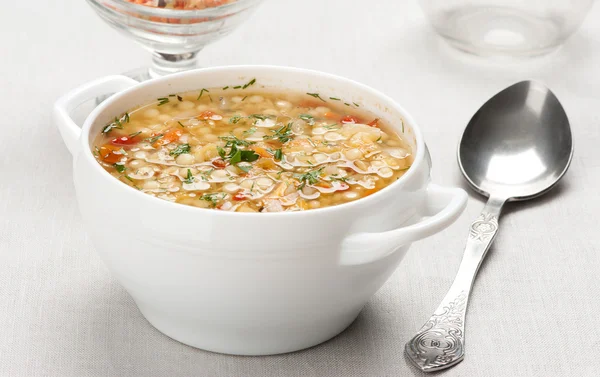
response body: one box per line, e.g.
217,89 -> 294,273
406,80 -> 572,372
459,81 -> 573,201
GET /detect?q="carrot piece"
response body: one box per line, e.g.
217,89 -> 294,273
251,146 -> 272,158
367,118 -> 380,127
98,145 -> 124,164
152,129 -> 182,148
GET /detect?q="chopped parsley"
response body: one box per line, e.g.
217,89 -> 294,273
217,136 -> 259,165
183,169 -> 194,184
241,95 -> 248,101
264,123 -> 293,143
170,143 -> 190,157
145,134 -> 163,144
250,114 -> 273,121
237,164 -> 252,173
243,127 -> 257,136
353,102 -> 359,107
200,193 -> 226,207
233,85 -> 242,89
242,78 -> 256,89
177,121 -> 185,128
197,88 -> 209,100
222,86 -> 229,90
229,115 -> 242,124
199,168 -> 214,181
296,167 -> 324,190
324,123 -> 339,130
93,146 -> 101,156
329,97 -> 341,101
273,148 -> 283,161
128,131 -> 142,138
219,135 -> 255,148
344,102 -> 351,107
113,163 -> 126,173
298,114 -> 315,125
176,95 -> 183,102
157,97 -> 169,106
102,113 -> 129,134
306,92 -> 326,102
330,174 -> 348,182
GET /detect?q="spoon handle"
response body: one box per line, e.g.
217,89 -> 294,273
405,196 -> 505,372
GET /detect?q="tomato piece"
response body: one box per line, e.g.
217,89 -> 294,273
341,115 -> 361,124
197,110 -> 222,120
233,191 -> 248,201
367,118 -> 380,127
111,134 -> 138,146
152,129 -> 182,148
212,158 -> 227,168
98,145 -> 125,164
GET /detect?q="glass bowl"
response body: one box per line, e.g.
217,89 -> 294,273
86,0 -> 264,79
419,0 -> 594,57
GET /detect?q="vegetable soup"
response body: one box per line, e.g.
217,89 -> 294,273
92,81 -> 413,212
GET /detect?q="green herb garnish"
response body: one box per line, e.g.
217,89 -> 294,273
330,174 -> 348,182
183,169 -> 194,184
298,114 -> 315,125
306,92 -> 326,102
197,88 -> 209,100
113,163 -> 126,173
295,167 -> 324,190
223,86 -> 229,90
102,117 -> 124,134
219,135 -> 255,148
157,97 -> 169,106
344,102 -> 351,106
242,78 -> 256,89
128,131 -> 142,138
177,95 -> 183,102
264,123 -> 293,143
237,164 -> 252,173
229,115 -> 242,124
250,114 -> 273,121
177,121 -> 185,128
274,148 -> 283,161
170,143 -> 190,157
241,95 -> 248,101
199,168 -> 214,181
353,102 -> 359,107
233,85 -> 242,89
243,127 -> 257,136
145,134 -> 163,144
329,97 -> 341,101
200,192 -> 226,208
323,123 -> 339,130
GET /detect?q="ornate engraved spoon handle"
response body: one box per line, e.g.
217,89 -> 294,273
405,196 -> 506,372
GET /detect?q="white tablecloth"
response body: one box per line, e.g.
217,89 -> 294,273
2,1 -> 600,376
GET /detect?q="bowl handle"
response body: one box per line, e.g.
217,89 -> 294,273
53,75 -> 139,156
339,184 -> 467,266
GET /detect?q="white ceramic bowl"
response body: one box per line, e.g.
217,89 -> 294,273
53,66 -> 467,355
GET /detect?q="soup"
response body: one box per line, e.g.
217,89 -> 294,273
92,81 -> 413,212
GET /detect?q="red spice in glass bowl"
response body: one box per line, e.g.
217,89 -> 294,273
125,0 -> 236,10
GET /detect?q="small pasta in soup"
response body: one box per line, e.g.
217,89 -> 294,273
92,82 -> 413,212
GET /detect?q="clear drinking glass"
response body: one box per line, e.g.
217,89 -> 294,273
86,0 -> 264,80
419,0 -> 595,57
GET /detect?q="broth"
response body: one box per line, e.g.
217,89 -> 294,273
92,83 -> 413,212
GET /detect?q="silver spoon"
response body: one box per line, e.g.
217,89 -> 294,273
405,81 -> 573,372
